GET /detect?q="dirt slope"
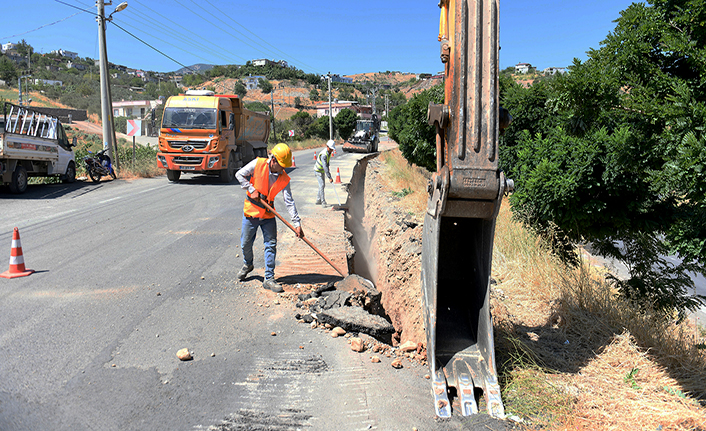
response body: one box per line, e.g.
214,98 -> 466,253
346,156 -> 426,347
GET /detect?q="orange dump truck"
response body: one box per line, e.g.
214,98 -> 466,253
156,90 -> 270,182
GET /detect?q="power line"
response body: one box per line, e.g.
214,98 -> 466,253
198,0 -> 325,74
125,0 -> 246,64
110,22 -> 197,73
0,12 -> 82,41
114,17 -> 238,66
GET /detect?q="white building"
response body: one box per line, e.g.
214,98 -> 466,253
112,99 -> 162,119
1,42 -> 18,53
514,63 -> 532,74
50,49 -> 79,59
543,67 -> 567,75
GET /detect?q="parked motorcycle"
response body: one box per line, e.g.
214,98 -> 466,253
83,149 -> 116,182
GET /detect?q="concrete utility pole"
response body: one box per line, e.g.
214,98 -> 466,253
270,91 -> 276,140
327,72 -> 333,141
97,0 -> 127,166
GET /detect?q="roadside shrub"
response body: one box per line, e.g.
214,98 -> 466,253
387,83 -> 442,172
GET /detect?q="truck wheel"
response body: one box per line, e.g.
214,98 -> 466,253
9,165 -> 28,194
166,169 -> 181,182
63,161 -> 76,183
219,152 -> 236,183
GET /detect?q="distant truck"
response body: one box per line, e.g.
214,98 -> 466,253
156,90 -> 270,182
342,113 -> 380,153
0,102 -> 76,194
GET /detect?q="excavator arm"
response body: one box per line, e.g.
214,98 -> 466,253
422,0 -> 512,418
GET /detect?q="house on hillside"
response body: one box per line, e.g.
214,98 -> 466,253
330,74 -> 353,84
50,49 -> 79,59
112,99 -> 163,119
34,79 -> 63,87
515,62 -> 532,74
315,101 -> 372,119
543,67 -> 566,75
67,61 -> 86,71
1,42 -> 18,54
243,75 -> 267,90
252,58 -> 288,68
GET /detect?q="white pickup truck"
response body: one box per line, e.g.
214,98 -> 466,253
0,102 -> 76,194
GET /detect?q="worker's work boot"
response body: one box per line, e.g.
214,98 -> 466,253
263,278 -> 284,293
237,264 -> 254,281
315,200 -> 322,205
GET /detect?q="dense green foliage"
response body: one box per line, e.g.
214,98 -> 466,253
258,78 -> 273,94
309,115 -> 332,140
333,108 -> 357,140
387,83 -> 443,172
500,0 -> 706,317
245,101 -> 269,112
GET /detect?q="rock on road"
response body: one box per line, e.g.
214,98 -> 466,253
0,144 -> 510,431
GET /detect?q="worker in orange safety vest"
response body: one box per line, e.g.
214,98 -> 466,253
235,143 -> 304,292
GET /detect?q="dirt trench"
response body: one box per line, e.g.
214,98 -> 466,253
344,155 -> 426,347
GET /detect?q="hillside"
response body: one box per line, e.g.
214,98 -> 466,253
195,72 -> 442,120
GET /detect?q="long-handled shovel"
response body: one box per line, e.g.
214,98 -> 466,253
260,200 -> 347,277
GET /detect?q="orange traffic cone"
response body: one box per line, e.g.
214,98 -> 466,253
334,167 -> 342,184
0,227 -> 34,279
292,156 -> 296,168
313,151 -> 317,161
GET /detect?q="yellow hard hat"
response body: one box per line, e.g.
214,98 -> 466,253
271,143 -> 292,168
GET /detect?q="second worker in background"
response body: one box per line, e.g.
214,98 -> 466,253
314,139 -> 335,206
235,143 -> 304,293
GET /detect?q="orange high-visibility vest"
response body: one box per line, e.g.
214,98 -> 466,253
243,158 -> 290,219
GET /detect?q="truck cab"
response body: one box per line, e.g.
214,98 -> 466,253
157,90 -> 270,183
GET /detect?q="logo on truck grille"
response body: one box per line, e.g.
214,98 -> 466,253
182,145 -> 194,152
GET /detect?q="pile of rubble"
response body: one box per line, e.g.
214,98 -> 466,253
293,274 -> 426,367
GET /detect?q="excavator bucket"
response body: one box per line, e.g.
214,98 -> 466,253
422,0 -> 512,418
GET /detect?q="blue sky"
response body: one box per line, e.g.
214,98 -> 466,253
1,0 -> 637,75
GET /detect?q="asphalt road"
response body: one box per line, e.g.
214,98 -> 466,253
0,144 -> 510,430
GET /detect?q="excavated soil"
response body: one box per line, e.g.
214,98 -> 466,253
275,152 -> 426,351
345,156 -> 425,347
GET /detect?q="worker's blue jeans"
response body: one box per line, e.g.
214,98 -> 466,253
241,215 -> 277,280
315,170 -> 326,204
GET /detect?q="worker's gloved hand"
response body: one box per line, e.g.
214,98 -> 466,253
251,190 -> 261,201
294,226 -> 304,239
329,178 -> 333,183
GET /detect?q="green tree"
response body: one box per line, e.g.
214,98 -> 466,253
501,0 -> 706,317
309,115 -> 332,140
232,80 -> 247,98
387,83 -> 443,172
0,57 -> 18,85
294,96 -> 303,109
309,88 -> 320,102
245,101 -> 269,112
334,108 -> 357,140
338,85 -> 354,100
258,78 -> 273,94
291,110 -> 314,137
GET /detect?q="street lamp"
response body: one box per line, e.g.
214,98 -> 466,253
109,1 -> 128,19
97,0 -> 128,169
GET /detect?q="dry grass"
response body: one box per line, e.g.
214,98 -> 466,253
377,150 -> 706,429
377,149 -> 430,216
492,199 -> 706,430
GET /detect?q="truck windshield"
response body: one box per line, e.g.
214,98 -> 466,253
162,107 -> 217,129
